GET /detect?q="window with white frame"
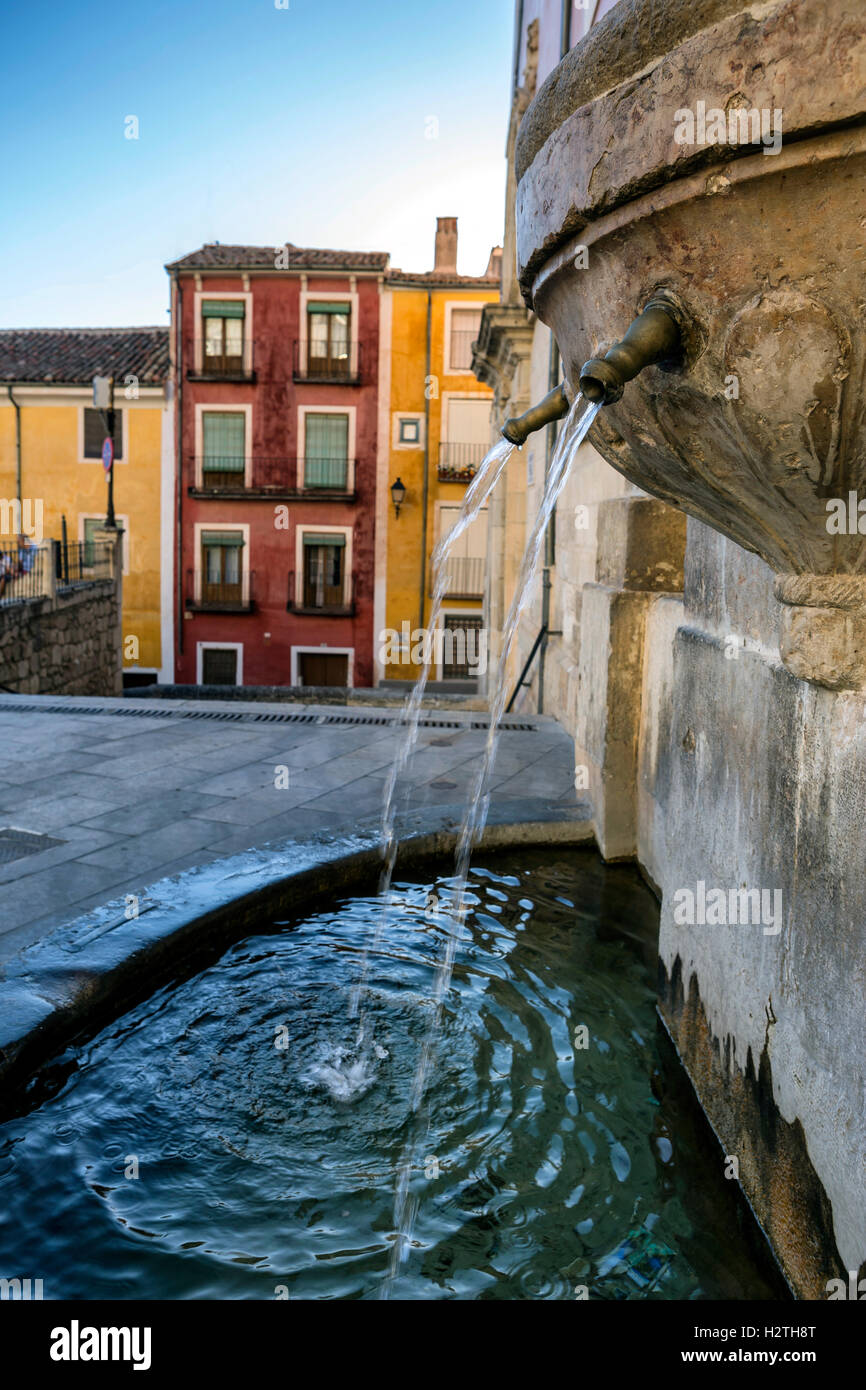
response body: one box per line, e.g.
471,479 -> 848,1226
448,309 -> 482,371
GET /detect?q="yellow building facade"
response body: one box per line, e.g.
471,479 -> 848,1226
380,220 -> 500,684
0,329 -> 173,683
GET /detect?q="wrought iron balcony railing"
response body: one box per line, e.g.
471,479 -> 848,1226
286,570 -> 355,616
189,457 -> 357,495
186,569 -> 255,612
437,441 -> 489,481
292,341 -> 362,384
187,340 -> 256,380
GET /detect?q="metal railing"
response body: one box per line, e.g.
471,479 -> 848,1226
293,341 -> 362,383
0,541 -> 48,605
438,441 -> 489,480
191,456 -> 355,493
0,539 -> 115,607
186,569 -> 255,612
286,570 -> 354,615
188,340 -> 256,379
56,539 -> 115,587
443,554 -> 485,598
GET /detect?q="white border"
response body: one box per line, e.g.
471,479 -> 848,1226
193,290 -> 253,375
158,381 -> 175,681
194,403 -> 252,488
392,412 -> 424,450
290,645 -> 354,687
297,405 -> 356,492
196,640 -> 243,685
294,522 -> 353,606
373,282 -> 391,686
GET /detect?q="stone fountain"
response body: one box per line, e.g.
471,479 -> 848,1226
507,0 -> 866,1300
516,0 -> 866,689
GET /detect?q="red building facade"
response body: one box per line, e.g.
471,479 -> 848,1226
166,243 -> 386,688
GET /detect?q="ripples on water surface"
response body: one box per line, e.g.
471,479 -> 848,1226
0,850 -> 783,1300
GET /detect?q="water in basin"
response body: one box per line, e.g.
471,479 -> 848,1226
0,849 -> 783,1300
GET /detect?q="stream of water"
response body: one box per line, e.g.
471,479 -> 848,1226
316,394 -> 600,1293
381,394 -> 601,1292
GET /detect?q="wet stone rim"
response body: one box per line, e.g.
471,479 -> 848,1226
0,800 -> 593,1109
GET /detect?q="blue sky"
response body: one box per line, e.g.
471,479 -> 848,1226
1,0 -> 513,327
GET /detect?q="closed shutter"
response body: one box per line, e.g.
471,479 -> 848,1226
201,300 -> 245,318
304,414 -> 348,488
202,413 -> 245,473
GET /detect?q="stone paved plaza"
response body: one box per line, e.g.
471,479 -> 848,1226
0,694 -> 578,965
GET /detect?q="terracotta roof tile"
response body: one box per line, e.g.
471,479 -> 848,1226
0,327 -> 170,385
167,243 -> 390,271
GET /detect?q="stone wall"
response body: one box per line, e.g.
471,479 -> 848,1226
0,580 -> 122,697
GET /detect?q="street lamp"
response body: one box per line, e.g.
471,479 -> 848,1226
92,374 -> 117,529
390,477 -> 406,517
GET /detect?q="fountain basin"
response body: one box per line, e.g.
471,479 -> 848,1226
516,0 -> 866,686
0,846 -> 787,1300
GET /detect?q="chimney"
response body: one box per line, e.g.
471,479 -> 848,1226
434,217 -> 458,273
484,246 -> 503,281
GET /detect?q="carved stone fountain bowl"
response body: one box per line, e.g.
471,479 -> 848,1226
516,0 -> 866,685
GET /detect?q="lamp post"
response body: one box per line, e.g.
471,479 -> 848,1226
390,477 -> 406,518
93,374 -> 117,529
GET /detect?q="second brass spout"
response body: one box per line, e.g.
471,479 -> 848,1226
579,298 -> 683,405
502,383 -> 570,446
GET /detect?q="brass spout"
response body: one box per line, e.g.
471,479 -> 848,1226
501,382 -> 570,446
579,297 -> 683,405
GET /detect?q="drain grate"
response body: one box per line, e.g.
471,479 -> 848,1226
0,827 -> 65,864
0,701 -> 538,734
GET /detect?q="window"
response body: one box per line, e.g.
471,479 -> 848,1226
307,303 -> 350,378
440,397 -> 491,476
304,413 -> 349,490
80,515 -> 130,572
201,531 -> 244,604
302,533 -> 345,608
449,309 -> 482,371
82,517 -> 104,567
399,418 -> 420,445
201,647 -> 239,685
442,614 -> 484,680
202,412 -> 246,488
202,300 -> 245,375
83,407 -> 123,461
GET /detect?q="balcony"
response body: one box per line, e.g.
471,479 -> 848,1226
186,569 -> 255,612
442,554 -> 485,600
187,340 -> 256,382
438,441 -> 489,483
286,570 -> 355,617
293,341 -> 362,384
188,457 -> 358,500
